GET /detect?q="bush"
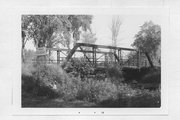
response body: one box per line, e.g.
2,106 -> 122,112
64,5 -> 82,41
22,62 -> 36,94
107,66 -> 124,84
75,78 -> 118,102
65,58 -> 94,79
122,67 -> 161,84
22,62 -> 160,107
22,62 -> 72,98
98,84 -> 160,107
141,69 -> 161,84
22,62 -> 36,76
128,89 -> 160,107
122,67 -> 141,82
32,64 -> 71,98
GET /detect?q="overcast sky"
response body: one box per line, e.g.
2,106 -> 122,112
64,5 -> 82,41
91,14 -> 161,48
25,14 -> 161,50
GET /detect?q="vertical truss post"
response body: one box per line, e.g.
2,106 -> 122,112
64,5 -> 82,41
92,47 -> 94,65
111,49 -> 114,63
93,47 -> 97,67
114,49 -> 116,63
57,50 -> 60,64
79,46 -> 93,66
104,53 -> 107,66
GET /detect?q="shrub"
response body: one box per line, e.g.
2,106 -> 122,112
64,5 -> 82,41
22,62 -> 36,76
98,84 -> 160,107
65,58 -> 94,79
125,88 -> 161,107
59,77 -> 80,101
32,64 -> 71,98
116,85 -> 160,107
122,67 -> 161,84
22,62 -> 82,100
141,69 -> 161,84
107,66 -> 124,84
122,67 -> 141,81
22,62 -> 160,107
76,78 -> 118,102
22,62 -> 36,94
22,62 -> 72,98
22,74 -> 36,93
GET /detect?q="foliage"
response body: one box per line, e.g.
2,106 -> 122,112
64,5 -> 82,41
81,31 -> 97,44
98,84 -> 160,107
22,62 -> 37,95
22,15 -> 68,48
69,15 -> 93,45
22,62 -> 69,98
22,62 -> 160,107
107,65 -> 124,84
33,64 -> 71,98
132,21 -> 161,58
127,89 -> 160,107
21,15 -> 93,49
141,67 -> 161,84
76,78 -> 118,102
23,49 -> 36,62
65,58 -> 94,79
21,16 -> 30,49
122,67 -> 160,82
81,31 -> 97,58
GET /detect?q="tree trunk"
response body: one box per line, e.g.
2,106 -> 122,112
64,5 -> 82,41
145,52 -> 154,68
36,40 -> 47,65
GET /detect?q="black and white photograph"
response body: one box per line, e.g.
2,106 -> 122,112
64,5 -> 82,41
21,14 -> 161,108
5,0 -> 180,119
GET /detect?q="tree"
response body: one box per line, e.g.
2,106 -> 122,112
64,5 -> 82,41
22,15 -> 69,48
108,16 -> 122,62
132,21 -> 161,65
21,15 -> 32,62
110,16 -> 122,47
69,15 -> 93,46
81,32 -> 97,45
21,15 -> 92,49
81,31 -> 97,58
21,15 -> 93,62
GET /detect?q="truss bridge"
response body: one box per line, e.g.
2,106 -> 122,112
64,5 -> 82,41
44,43 -> 154,70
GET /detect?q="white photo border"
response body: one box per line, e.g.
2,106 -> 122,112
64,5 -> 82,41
12,6 -> 169,116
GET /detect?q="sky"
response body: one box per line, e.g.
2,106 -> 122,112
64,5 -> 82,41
25,14 -> 162,50
91,14 -> 161,48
